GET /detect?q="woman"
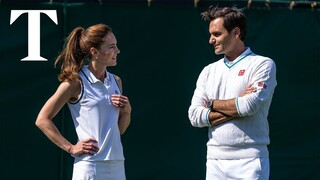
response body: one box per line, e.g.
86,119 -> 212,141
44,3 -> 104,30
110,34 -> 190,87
35,24 -> 131,180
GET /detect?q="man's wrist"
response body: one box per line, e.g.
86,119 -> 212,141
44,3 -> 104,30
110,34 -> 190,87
208,100 -> 214,109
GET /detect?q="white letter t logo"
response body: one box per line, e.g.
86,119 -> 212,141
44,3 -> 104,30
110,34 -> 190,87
10,10 -> 58,61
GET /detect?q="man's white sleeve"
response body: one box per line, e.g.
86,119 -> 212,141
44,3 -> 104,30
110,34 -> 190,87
236,59 -> 277,116
188,67 -> 211,127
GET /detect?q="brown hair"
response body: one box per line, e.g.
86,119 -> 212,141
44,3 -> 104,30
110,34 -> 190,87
201,6 -> 247,41
54,24 -> 112,82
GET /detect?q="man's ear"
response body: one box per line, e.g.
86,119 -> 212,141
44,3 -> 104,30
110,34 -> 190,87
234,27 -> 241,39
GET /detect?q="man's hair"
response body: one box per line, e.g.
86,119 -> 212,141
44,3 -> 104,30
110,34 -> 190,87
201,6 -> 247,41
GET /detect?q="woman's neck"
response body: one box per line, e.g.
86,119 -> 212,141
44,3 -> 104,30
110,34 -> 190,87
88,64 -> 106,82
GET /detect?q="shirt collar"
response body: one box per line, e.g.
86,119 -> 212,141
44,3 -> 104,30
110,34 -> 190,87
224,47 -> 252,64
81,65 -> 109,84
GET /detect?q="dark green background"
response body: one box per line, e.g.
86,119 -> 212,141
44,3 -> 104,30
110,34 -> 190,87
0,1 -> 319,180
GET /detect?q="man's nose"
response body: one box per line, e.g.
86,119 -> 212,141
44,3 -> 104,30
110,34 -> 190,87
209,36 -> 215,44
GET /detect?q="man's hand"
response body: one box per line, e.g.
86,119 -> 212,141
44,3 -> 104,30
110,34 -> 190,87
240,84 -> 256,97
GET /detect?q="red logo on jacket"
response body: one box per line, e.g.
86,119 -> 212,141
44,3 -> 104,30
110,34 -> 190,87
238,70 -> 245,76
258,82 -> 267,89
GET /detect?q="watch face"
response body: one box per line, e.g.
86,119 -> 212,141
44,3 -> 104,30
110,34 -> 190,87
208,100 -> 213,108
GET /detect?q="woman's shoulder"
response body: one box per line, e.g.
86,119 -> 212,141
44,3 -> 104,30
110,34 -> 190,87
108,73 -> 123,92
62,78 -> 81,87
108,72 -> 121,84
58,79 -> 81,95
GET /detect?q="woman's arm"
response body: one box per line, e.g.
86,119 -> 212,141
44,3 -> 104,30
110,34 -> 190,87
35,80 -> 99,155
112,75 -> 131,135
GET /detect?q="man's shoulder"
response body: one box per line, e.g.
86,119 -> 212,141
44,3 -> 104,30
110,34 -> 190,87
206,58 -> 225,67
249,52 -> 275,64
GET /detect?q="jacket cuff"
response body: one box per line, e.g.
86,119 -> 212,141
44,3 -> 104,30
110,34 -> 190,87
201,108 -> 211,126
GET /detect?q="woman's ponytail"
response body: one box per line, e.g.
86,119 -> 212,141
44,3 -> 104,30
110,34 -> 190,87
54,27 -> 86,82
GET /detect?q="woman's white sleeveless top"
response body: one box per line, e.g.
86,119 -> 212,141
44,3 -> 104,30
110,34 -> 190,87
68,65 -> 124,161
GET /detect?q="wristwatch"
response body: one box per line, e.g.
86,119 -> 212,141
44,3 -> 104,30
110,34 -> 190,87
208,100 -> 213,109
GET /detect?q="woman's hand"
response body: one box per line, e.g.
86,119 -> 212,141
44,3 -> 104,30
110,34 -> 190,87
112,94 -> 132,134
69,138 -> 99,156
111,94 -> 131,111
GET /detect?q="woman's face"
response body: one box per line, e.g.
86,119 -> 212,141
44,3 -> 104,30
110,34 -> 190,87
94,32 -> 120,67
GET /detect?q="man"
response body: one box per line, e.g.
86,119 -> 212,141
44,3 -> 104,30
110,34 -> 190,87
188,6 -> 277,180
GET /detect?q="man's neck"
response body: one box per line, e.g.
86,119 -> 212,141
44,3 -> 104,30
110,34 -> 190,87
225,44 -> 246,61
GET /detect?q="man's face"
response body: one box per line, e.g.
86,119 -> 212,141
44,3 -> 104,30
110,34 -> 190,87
208,17 -> 235,55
